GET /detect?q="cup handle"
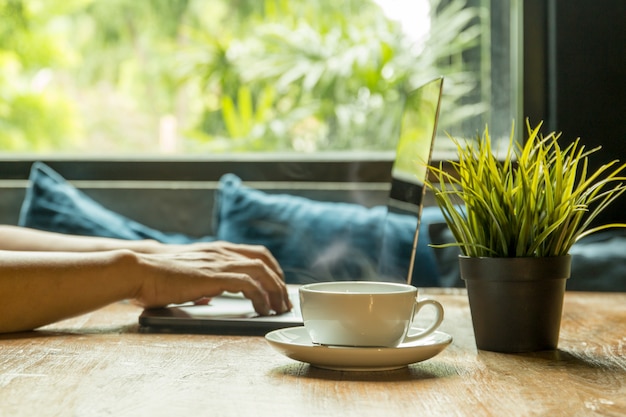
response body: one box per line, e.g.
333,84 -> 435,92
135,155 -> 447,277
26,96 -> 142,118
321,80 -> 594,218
402,298 -> 444,343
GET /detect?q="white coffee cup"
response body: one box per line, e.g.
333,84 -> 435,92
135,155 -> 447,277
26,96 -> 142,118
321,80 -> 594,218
299,281 -> 444,347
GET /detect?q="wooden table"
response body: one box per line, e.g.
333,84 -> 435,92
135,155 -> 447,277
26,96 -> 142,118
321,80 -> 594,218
1,289 -> 624,417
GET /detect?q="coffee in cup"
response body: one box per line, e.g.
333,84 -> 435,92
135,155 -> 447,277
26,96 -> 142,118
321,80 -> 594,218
299,281 -> 444,347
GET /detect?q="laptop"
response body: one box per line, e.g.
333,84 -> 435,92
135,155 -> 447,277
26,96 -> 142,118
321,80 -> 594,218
138,77 -> 444,335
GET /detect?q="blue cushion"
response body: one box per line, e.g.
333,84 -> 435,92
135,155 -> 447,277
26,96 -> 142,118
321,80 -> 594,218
568,231 -> 626,291
18,162 -> 202,244
428,221 -> 626,291
17,163 -> 446,286
213,173 -> 444,285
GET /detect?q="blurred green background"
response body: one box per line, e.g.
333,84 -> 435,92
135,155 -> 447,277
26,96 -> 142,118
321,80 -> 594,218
0,0 -> 487,155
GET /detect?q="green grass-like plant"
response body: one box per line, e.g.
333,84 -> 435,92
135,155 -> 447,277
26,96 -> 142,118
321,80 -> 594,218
426,120 -> 626,258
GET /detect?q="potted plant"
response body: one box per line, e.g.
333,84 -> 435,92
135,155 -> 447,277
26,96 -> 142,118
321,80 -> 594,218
426,120 -> 626,353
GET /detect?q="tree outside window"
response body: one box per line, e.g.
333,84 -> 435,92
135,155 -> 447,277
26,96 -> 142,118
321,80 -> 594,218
0,0 -> 514,156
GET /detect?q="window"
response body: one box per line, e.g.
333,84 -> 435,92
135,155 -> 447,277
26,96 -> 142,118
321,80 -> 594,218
0,0 -> 518,158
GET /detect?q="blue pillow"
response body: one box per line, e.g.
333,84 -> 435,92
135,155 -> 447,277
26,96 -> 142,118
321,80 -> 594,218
568,231 -> 626,291
213,173 -> 444,286
428,220 -> 626,291
18,162 -> 202,244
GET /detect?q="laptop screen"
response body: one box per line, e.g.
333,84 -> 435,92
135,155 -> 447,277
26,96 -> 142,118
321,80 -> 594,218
275,76 -> 444,285
378,76 -> 444,284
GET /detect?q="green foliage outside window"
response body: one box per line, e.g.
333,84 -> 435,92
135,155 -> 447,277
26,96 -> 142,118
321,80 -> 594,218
0,0 -> 485,154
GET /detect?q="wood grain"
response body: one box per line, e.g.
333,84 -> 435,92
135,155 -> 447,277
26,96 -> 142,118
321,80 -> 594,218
1,290 -> 624,417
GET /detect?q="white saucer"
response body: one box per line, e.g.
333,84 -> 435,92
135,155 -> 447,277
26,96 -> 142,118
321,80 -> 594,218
265,326 -> 452,371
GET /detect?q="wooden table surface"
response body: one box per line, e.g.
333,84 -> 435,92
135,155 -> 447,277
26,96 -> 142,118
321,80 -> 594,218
1,288 -> 624,417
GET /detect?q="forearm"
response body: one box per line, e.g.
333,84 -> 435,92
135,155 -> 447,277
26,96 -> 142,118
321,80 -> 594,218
0,249 -> 141,333
0,225 -> 162,253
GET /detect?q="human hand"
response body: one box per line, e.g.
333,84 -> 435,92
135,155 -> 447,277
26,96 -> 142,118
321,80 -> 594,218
152,241 -> 284,277
131,242 -> 291,316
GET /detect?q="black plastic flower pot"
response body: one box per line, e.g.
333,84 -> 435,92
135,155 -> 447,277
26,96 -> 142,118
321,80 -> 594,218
459,255 -> 571,353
